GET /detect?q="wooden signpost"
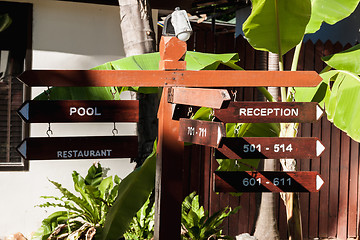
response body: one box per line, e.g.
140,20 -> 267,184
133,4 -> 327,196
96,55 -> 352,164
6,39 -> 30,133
17,100 -> 139,123
18,69 -> 322,87
168,87 -> 230,109
214,171 -> 324,192
16,136 -> 138,160
16,35 -> 326,240
178,118 -> 225,148
215,137 -> 325,159
215,101 -> 323,123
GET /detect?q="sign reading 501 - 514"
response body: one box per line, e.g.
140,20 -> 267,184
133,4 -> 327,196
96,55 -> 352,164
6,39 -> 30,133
215,137 -> 325,159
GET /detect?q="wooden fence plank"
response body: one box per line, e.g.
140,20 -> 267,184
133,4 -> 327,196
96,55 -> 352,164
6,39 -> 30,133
308,40 -> 324,238
348,139 -> 359,237
319,117 -> 331,237
337,132 -> 350,239
328,125 -> 341,238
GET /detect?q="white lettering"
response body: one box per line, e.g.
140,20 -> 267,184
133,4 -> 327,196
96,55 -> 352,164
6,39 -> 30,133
69,107 -> 76,116
261,108 -> 266,116
86,108 -> 94,116
247,108 -> 253,116
292,108 -> 298,116
239,108 -> 246,116
78,107 -> 86,116
57,151 -> 62,158
284,109 -> 291,116
267,108 -> 273,115
253,108 -> 260,116
95,107 -> 101,116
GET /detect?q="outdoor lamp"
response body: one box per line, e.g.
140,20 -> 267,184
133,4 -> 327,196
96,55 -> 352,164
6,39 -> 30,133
162,7 -> 193,41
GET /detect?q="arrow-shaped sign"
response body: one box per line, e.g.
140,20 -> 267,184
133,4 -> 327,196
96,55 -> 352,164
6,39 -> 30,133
215,102 -> 323,123
178,118 -> 226,148
215,137 -> 325,159
168,87 -> 230,109
17,70 -> 323,87
16,136 -> 138,160
214,171 -> 324,192
17,100 -> 139,123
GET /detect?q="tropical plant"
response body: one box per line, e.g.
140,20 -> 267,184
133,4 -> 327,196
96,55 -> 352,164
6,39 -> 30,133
32,163 -> 121,240
123,194 -> 155,240
241,0 -> 360,238
181,192 -> 240,240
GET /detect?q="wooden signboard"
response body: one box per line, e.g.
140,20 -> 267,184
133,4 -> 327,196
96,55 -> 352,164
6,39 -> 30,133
16,136 -> 138,160
168,87 -> 230,109
215,102 -> 323,123
214,171 -> 324,192
178,118 -> 226,148
18,70 -> 323,87
215,137 -> 325,159
17,100 -> 139,123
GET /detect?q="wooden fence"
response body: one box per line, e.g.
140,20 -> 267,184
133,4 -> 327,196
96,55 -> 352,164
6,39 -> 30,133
181,24 -> 360,240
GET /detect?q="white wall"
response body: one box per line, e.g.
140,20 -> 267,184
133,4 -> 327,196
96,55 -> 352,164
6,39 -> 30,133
0,0 -> 136,237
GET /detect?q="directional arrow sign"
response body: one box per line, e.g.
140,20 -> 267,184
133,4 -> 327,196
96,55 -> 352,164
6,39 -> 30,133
178,118 -> 226,148
215,137 -> 325,159
168,87 -> 230,109
214,171 -> 324,192
17,100 -> 139,123
17,70 -> 322,87
16,136 -> 138,160
215,102 -> 323,123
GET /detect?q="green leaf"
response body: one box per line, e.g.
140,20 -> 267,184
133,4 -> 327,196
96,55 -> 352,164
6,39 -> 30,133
100,141 -> 157,240
322,43 -> 360,75
85,163 -> 103,186
243,0 -> 311,55
296,70 -> 360,142
305,0 -> 360,34
322,70 -> 360,142
0,14 -> 12,32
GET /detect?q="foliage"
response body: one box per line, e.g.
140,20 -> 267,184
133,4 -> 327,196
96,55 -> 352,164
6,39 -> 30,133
242,0 -> 311,55
305,0 -> 360,34
243,0 -> 360,143
0,13 -> 11,32
181,192 -> 239,240
32,163 -> 121,240
100,142 -> 157,240
123,195 -> 155,240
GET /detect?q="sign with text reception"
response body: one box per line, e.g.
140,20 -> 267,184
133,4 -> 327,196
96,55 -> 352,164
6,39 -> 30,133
215,102 -> 323,123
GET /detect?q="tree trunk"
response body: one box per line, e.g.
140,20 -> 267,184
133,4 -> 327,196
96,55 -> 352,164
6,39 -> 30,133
253,52 -> 280,240
118,0 -> 158,165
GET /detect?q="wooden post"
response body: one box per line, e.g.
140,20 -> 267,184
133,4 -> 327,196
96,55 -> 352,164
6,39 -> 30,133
154,36 -> 186,240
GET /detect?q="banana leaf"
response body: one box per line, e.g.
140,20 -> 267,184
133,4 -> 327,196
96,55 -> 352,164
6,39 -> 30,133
242,0 -> 311,55
295,70 -> 360,142
305,0 -> 360,34
322,43 -> 360,74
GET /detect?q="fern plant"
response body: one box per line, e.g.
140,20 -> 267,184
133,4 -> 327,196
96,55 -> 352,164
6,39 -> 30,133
181,192 -> 240,240
32,163 -> 121,240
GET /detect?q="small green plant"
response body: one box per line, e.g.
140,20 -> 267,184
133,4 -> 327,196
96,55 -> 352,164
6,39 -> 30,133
32,163 -> 121,240
123,194 -> 155,240
181,192 -> 240,240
